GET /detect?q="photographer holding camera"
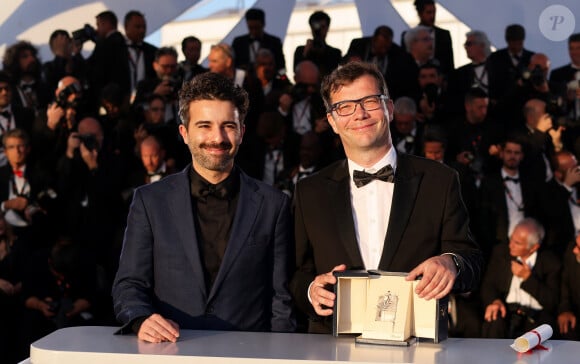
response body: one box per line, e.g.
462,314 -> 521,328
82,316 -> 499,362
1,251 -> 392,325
85,10 -> 131,109
133,47 -> 181,124
57,117 -> 124,284
293,11 -> 341,77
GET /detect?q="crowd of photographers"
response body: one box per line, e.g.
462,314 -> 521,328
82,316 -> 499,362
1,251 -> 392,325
1,0 -> 580,361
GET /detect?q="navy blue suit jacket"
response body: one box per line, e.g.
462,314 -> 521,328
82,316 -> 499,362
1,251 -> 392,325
112,166 -> 295,332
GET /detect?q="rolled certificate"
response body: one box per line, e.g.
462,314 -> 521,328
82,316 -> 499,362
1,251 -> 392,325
510,324 -> 553,353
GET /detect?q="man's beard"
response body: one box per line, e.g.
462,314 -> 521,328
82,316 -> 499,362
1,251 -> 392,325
191,141 -> 236,172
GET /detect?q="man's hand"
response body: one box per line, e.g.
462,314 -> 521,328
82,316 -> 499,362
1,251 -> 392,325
456,151 -> 473,166
5,196 -> 29,211
46,103 -> 65,131
309,264 -> 346,316
536,113 -> 553,133
0,278 -> 15,296
419,94 -> 435,119
66,298 -> 91,318
484,299 -> 506,322
153,80 -> 174,97
511,260 -> 531,280
138,313 -> 180,343
79,143 -> 98,170
66,132 -> 81,159
558,311 -> 577,334
406,255 -> 457,300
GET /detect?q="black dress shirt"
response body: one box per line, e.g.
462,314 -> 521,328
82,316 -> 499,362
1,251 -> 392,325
190,166 -> 240,291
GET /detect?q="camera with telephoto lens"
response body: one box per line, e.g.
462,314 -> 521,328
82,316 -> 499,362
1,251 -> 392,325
520,65 -> 545,88
74,133 -> 98,151
55,82 -> 82,109
72,24 -> 97,44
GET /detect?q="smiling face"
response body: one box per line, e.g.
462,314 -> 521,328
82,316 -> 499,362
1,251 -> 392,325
178,99 -> 244,181
326,74 -> 392,165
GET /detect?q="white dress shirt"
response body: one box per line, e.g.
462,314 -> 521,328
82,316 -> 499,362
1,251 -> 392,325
501,169 -> 524,238
348,147 -> 398,269
505,252 -> 543,310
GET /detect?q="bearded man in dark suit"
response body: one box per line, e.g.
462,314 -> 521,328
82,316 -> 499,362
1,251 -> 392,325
113,72 -> 295,343
290,61 -> 482,333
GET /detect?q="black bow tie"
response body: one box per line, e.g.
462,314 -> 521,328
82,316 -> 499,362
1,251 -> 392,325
504,176 -> 519,184
200,184 -> 228,199
129,43 -> 143,51
20,82 -> 35,91
353,165 -> 394,188
0,110 -> 11,120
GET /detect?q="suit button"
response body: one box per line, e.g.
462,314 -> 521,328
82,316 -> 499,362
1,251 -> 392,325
206,306 -> 214,315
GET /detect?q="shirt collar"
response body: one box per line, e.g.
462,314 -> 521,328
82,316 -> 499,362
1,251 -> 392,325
501,168 -> 519,180
189,165 -> 240,200
348,146 -> 397,177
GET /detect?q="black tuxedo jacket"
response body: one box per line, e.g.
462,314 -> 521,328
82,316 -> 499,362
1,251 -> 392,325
390,123 -> 425,157
232,32 -> 286,72
432,26 -> 454,76
560,241 -> 580,316
88,31 -> 131,99
550,64 -> 578,97
293,43 -> 341,77
0,164 -> 48,206
479,170 -> 541,253
401,26 -> 454,76
346,37 -> 418,100
142,42 -> 158,80
480,244 -> 560,314
487,48 -> 534,100
538,179 -> 576,256
291,153 -> 483,332
446,62 -> 491,116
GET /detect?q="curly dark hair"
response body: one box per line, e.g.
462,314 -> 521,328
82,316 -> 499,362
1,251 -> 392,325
178,72 -> 249,128
2,41 -> 40,80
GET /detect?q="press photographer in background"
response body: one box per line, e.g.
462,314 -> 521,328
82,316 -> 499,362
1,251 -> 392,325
133,47 -> 182,125
42,76 -> 91,170
499,53 -> 564,129
293,11 -> 341,77
56,116 -> 125,293
83,10 -> 131,109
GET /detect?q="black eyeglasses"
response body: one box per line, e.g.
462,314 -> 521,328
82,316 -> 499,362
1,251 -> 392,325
328,94 -> 388,116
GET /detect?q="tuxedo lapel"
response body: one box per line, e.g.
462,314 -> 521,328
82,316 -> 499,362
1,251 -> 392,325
208,172 -> 261,301
330,161 -> 364,268
379,155 -> 422,269
167,168 -> 207,300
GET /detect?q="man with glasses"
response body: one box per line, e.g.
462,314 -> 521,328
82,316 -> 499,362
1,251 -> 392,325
404,25 -> 436,68
134,47 -> 181,123
290,61 -> 482,333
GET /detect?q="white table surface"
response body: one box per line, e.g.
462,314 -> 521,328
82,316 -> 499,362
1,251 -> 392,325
28,326 -> 578,364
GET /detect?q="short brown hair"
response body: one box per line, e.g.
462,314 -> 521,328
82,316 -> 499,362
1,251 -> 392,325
178,72 -> 249,128
321,61 -> 389,112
